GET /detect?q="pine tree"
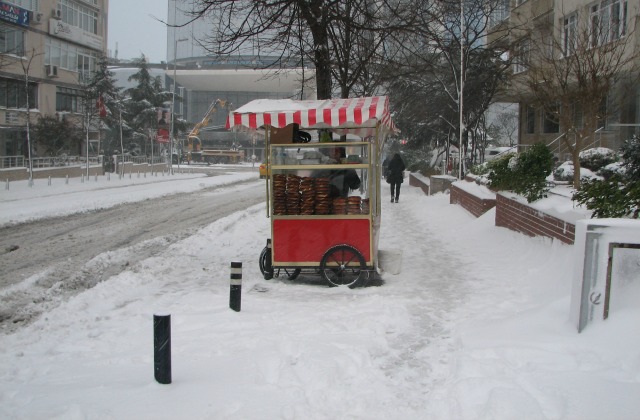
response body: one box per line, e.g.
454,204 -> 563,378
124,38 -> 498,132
86,55 -> 124,155
125,56 -> 173,155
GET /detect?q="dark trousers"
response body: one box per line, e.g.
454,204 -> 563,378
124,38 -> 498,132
390,182 -> 401,200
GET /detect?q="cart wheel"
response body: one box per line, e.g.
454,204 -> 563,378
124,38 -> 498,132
320,245 -> 366,288
284,268 -> 301,280
259,246 -> 273,280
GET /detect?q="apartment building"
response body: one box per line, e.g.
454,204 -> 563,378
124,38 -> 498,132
0,0 -> 108,162
489,0 -> 639,159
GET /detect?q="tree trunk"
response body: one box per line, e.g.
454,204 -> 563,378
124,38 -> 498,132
303,1 -> 332,99
314,44 -> 333,99
572,150 -> 582,190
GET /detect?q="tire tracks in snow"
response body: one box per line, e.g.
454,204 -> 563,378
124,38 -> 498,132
0,179 -> 264,335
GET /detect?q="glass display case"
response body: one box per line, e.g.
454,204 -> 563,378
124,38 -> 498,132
268,142 -> 372,216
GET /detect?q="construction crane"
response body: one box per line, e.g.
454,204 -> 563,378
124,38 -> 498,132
184,99 -> 244,164
187,99 -> 228,153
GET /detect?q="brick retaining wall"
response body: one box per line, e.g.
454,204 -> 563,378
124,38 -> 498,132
408,173 -> 577,244
495,193 -> 575,244
450,183 -> 496,218
409,173 -> 429,194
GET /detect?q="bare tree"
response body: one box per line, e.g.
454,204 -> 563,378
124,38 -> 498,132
382,0 -> 516,173
487,109 -> 518,146
516,7 -> 640,189
18,48 -> 41,185
174,0 -> 416,99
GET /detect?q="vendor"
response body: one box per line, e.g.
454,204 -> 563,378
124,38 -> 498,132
314,147 -> 361,198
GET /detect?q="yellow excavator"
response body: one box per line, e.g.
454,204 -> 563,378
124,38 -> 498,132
185,99 -> 244,164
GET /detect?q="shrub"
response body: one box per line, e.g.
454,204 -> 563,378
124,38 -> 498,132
572,137 -> 640,219
553,161 -> 574,182
621,136 -> 640,180
573,175 -> 639,218
597,161 -> 625,180
407,160 -> 440,177
469,162 -> 490,176
487,144 -> 554,202
579,147 -> 618,171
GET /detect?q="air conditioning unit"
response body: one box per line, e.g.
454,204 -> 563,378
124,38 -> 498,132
52,9 -> 62,19
45,65 -> 58,77
28,11 -> 43,24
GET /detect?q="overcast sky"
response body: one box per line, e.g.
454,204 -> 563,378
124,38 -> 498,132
107,0 -> 168,63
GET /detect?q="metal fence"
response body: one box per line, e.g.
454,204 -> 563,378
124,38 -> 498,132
0,155 -> 25,169
0,154 -> 166,169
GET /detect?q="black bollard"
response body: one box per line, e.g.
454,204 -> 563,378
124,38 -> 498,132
230,262 -> 242,312
153,313 -> 172,384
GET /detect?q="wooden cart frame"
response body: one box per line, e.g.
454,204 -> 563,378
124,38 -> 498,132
226,96 -> 397,288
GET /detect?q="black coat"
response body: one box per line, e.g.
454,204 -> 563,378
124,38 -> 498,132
386,155 -> 405,184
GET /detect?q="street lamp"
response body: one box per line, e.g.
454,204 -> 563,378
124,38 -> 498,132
459,0 -> 465,180
170,36 -> 188,174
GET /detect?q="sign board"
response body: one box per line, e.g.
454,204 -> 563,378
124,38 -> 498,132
49,19 -> 103,50
570,219 -> 640,332
0,1 -> 29,27
157,128 -> 170,143
5,111 -> 19,124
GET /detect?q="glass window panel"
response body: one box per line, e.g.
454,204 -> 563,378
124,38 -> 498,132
0,79 -> 6,107
7,82 -> 17,108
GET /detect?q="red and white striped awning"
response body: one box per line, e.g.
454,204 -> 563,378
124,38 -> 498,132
226,96 -> 398,137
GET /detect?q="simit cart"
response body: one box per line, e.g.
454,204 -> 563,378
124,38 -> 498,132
226,96 -> 398,288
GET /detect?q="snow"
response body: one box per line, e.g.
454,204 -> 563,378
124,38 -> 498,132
452,179 -> 496,200
0,168 -> 257,226
1,169 -> 640,419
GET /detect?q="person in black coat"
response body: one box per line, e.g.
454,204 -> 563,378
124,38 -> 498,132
386,153 -> 405,203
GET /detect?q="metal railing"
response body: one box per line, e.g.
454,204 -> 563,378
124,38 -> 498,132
115,154 -> 165,165
0,154 -> 169,169
0,155 -> 25,169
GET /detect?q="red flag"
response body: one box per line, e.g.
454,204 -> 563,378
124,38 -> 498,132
96,95 -> 107,118
157,128 -> 170,143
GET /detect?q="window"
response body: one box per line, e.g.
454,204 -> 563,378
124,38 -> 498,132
490,0 -> 510,27
591,0 -> 627,46
573,104 -> 585,129
0,77 -> 37,109
56,87 -> 83,113
9,0 -> 40,11
57,0 -> 98,34
543,107 -> 560,133
45,38 -> 97,73
513,38 -> 530,74
526,106 -> 535,134
597,96 -> 608,129
0,23 -> 25,56
562,13 -> 577,56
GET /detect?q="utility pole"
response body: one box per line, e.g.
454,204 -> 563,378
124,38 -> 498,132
170,35 -> 188,174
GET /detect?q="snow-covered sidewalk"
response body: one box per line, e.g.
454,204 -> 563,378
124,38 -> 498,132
0,175 -> 639,419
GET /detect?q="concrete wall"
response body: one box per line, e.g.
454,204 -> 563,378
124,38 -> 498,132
1,162 -> 169,182
1,166 -> 104,182
429,175 -> 458,195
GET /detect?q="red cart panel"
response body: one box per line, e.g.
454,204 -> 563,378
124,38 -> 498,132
273,218 -> 371,264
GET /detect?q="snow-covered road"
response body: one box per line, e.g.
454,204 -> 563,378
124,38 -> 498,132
0,176 -> 262,333
0,170 -> 638,419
